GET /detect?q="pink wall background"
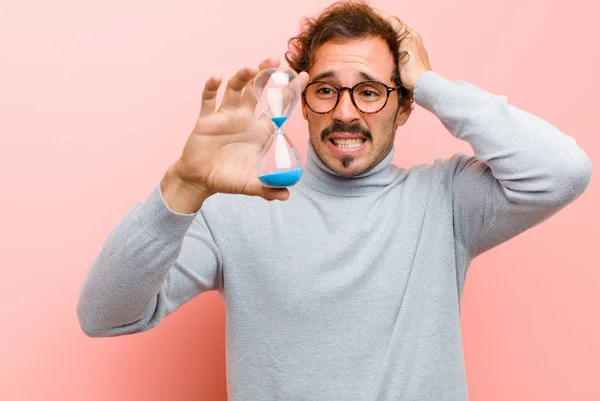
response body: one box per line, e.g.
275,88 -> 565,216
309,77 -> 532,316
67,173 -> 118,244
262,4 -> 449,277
1,0 -> 598,400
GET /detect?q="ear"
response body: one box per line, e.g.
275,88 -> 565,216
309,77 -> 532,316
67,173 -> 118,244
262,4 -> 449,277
395,104 -> 411,128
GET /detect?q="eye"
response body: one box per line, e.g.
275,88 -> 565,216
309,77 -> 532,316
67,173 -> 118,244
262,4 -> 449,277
359,89 -> 377,97
312,83 -> 338,99
317,87 -> 333,95
357,86 -> 383,101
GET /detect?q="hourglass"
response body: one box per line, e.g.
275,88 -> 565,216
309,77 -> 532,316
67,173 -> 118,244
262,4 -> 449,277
254,68 -> 303,188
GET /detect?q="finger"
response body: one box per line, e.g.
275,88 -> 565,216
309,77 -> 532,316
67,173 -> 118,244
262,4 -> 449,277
240,57 -> 282,110
241,68 -> 309,114
372,7 -> 391,19
373,8 -> 409,33
373,7 -> 398,26
298,71 -> 310,92
395,19 -> 410,34
258,56 -> 281,71
244,178 -> 291,201
407,27 -> 420,39
280,71 -> 309,110
221,66 -> 259,109
261,187 -> 290,201
241,78 -> 259,110
199,75 -> 223,118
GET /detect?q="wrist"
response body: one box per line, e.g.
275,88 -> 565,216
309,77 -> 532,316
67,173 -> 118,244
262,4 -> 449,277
161,163 -> 212,214
404,68 -> 432,92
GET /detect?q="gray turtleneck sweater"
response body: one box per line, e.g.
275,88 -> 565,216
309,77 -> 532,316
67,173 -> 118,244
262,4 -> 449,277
77,71 -> 592,400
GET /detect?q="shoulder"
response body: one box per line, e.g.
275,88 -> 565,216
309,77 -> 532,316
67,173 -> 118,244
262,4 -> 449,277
398,152 -> 474,186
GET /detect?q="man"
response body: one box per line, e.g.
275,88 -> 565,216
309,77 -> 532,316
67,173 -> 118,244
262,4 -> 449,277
77,2 -> 592,400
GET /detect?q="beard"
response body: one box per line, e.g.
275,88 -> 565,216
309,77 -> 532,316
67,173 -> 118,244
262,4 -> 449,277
341,155 -> 354,169
308,114 -> 398,177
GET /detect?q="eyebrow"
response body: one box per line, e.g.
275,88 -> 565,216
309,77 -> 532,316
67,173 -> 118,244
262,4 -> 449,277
310,70 -> 382,84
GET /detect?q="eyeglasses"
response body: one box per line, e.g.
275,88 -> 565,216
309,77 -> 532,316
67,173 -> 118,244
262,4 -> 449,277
302,80 -> 403,114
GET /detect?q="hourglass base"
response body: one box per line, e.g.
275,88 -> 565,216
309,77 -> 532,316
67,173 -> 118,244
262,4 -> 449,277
259,167 -> 303,187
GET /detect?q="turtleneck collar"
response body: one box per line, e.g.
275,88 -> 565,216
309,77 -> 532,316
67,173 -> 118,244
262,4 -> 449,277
299,140 -> 400,197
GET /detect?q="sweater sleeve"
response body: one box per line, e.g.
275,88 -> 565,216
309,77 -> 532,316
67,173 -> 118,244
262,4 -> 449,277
413,71 -> 592,259
76,180 -> 223,337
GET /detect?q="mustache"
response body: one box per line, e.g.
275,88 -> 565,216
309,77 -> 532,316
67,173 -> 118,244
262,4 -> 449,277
320,121 -> 372,142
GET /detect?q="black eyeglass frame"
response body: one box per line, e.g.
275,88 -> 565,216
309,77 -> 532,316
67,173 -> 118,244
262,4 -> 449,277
302,80 -> 404,115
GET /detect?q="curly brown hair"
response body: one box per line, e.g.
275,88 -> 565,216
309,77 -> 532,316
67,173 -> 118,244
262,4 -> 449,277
285,0 -> 413,113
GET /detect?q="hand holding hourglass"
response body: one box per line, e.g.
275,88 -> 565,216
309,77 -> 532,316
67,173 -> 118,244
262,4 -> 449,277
164,57 -> 309,212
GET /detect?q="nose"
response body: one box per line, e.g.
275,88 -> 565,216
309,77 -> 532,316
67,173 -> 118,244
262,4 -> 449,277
331,88 -> 360,124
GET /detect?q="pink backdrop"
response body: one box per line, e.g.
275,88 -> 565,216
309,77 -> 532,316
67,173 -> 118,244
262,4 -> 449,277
1,0 -> 598,400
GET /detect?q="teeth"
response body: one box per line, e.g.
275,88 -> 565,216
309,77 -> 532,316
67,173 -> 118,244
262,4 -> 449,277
332,138 -> 365,148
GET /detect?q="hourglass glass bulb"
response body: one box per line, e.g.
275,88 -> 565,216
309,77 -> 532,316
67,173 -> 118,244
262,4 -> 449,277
255,69 -> 300,123
254,68 -> 304,188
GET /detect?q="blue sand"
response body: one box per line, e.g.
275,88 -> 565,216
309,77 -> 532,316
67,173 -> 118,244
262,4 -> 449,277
271,116 -> 288,128
259,168 -> 303,187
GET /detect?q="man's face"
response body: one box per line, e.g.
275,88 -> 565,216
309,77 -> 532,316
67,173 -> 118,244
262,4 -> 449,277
302,36 -> 410,177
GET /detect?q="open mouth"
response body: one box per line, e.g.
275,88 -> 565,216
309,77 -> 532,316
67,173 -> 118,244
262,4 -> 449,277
329,138 -> 366,149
